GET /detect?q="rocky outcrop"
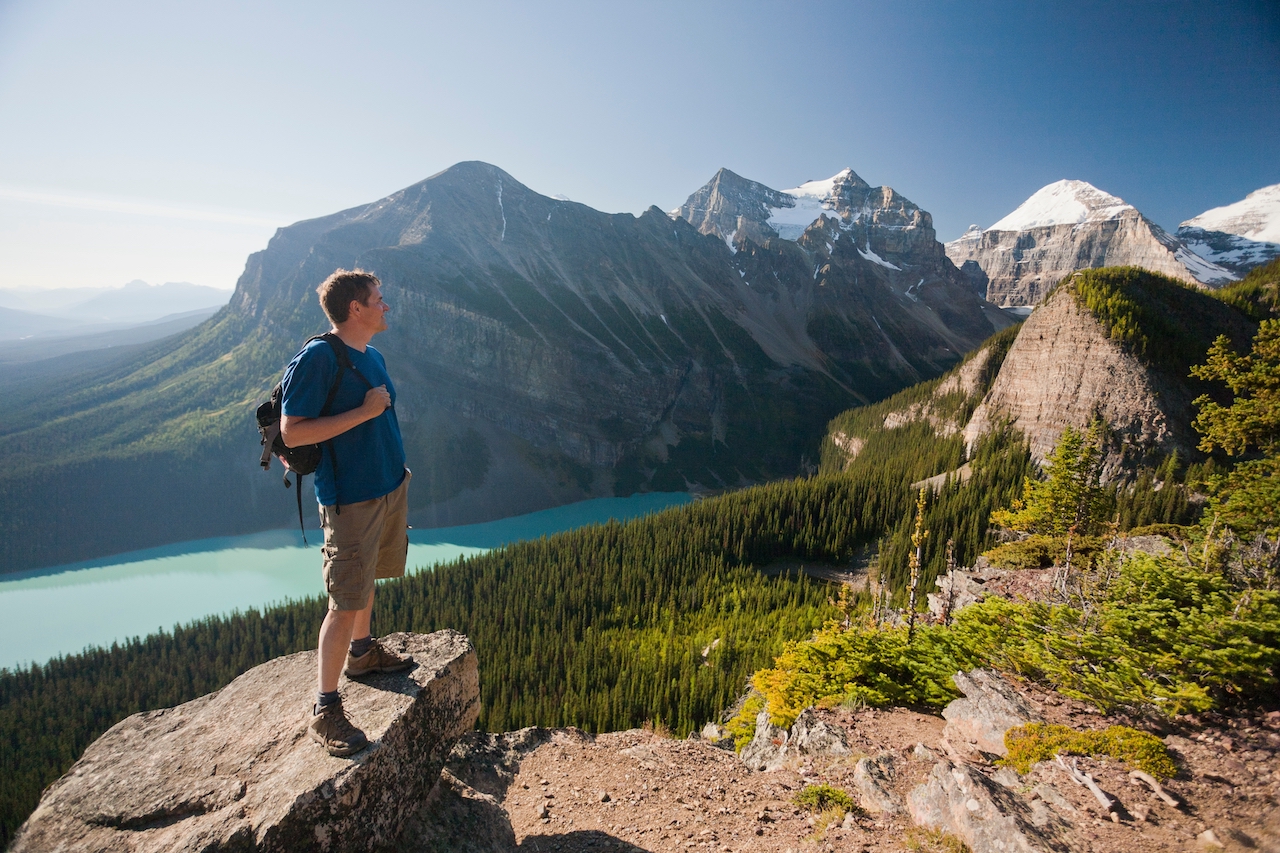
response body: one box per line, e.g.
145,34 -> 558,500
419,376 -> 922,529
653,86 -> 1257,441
942,669 -> 1040,758
927,557 -> 1009,623
11,631 -> 479,853
962,284 -> 1190,465
946,180 -> 1234,307
908,758 -> 1073,853
739,707 -> 851,772
739,711 -> 793,772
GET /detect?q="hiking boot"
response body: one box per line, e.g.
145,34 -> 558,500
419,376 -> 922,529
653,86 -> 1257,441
344,638 -> 413,679
308,699 -> 368,757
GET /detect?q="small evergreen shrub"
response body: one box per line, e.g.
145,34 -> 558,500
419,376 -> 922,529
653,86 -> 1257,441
982,535 -> 1061,569
1001,722 -> 1177,780
982,535 -> 1104,570
793,783 -> 857,815
747,551 -> 1280,731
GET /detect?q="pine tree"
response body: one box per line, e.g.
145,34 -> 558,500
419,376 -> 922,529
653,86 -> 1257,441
990,416 -> 1107,538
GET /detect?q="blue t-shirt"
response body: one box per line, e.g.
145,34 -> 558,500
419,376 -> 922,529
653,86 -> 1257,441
280,338 -> 406,507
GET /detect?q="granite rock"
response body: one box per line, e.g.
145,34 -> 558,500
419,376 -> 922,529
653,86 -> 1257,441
11,630 -> 479,853
908,759 -> 1073,853
942,669 -> 1040,758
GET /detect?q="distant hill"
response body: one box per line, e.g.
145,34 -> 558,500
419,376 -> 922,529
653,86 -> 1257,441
0,305 -> 80,340
0,281 -> 231,324
0,308 -> 221,364
0,161 -> 1013,572
0,282 -> 231,347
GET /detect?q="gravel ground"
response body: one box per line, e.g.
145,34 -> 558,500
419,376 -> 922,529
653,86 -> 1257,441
403,695 -> 1280,852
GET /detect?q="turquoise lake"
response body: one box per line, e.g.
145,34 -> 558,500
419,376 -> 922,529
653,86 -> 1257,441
0,492 -> 692,672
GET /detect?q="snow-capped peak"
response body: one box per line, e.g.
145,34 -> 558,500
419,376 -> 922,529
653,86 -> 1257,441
782,168 -> 858,201
988,180 -> 1133,232
1181,183 -> 1280,244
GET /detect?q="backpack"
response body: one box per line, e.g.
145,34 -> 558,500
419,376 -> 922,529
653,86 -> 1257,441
256,333 -> 372,543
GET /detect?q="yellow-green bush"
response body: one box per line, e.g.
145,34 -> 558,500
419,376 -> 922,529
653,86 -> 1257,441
741,552 -> 1280,734
1002,723 -> 1177,780
793,784 -> 857,815
725,693 -> 764,750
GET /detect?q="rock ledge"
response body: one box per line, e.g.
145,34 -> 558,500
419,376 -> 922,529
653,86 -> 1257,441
12,630 -> 479,853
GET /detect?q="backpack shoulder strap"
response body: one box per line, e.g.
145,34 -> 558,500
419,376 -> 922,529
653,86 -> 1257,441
318,332 -> 374,394
314,333 -> 353,416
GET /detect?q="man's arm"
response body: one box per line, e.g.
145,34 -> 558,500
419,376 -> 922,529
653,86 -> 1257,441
281,385 -> 392,447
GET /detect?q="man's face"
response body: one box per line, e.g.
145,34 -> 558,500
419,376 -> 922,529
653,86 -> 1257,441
351,283 -> 390,334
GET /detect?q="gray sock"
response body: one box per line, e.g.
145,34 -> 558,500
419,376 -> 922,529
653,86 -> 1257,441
350,635 -> 374,658
315,690 -> 340,713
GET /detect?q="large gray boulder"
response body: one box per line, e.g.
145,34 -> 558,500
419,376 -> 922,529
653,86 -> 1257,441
853,754 -> 902,814
11,631 -> 479,853
740,707 -> 850,772
908,759 -> 1072,853
942,669 -> 1040,757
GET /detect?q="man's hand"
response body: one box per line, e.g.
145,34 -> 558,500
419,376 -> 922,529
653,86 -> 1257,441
282,385 -> 392,448
362,385 -> 391,416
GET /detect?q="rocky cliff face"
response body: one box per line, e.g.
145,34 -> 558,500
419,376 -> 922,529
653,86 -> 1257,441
1,161 -> 1015,571
961,273 -> 1254,470
946,180 -> 1235,307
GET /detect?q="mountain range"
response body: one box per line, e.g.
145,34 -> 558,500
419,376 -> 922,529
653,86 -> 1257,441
0,162 -> 1014,572
0,280 -> 232,362
945,180 -> 1280,307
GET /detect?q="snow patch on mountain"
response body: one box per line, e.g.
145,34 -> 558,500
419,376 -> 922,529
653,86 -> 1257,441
1181,184 -> 1280,244
765,170 -> 856,240
988,180 -> 1132,232
1179,231 -> 1279,273
858,241 -> 900,270
1174,245 -> 1237,285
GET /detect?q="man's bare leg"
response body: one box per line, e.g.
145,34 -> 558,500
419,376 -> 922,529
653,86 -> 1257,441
317,589 -> 374,694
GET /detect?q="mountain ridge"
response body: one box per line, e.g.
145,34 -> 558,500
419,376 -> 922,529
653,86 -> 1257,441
0,160 -> 1012,572
1176,183 -> 1280,277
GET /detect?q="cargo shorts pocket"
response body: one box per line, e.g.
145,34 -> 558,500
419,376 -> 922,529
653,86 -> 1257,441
324,554 -> 372,610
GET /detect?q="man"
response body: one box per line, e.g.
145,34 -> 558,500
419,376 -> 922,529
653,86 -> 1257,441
280,268 -> 413,756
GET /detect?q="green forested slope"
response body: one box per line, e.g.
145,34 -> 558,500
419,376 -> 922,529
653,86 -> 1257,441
1214,256 -> 1280,321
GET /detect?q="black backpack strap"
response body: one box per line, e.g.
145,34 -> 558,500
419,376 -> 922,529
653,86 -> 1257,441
259,421 -> 281,470
296,473 -> 309,546
314,333 -> 382,516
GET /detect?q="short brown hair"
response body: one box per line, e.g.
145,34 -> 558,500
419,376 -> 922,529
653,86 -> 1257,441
316,269 -> 381,324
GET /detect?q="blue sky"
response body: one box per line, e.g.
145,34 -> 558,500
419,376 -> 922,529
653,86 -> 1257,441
0,0 -> 1276,292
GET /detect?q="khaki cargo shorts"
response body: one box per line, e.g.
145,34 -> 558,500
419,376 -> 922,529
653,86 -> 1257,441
319,469 -> 411,611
